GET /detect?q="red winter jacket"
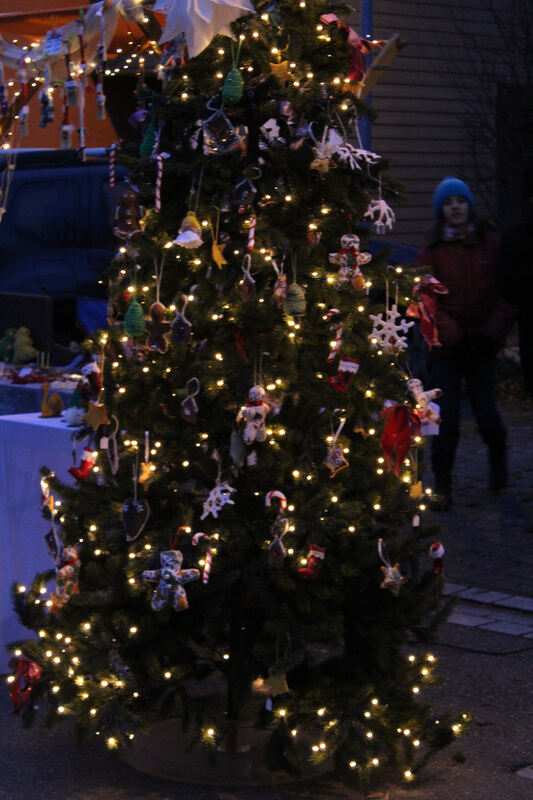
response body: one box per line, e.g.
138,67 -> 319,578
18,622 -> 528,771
415,225 -> 517,357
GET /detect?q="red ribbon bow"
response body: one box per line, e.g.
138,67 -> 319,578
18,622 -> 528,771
9,656 -> 42,715
406,274 -> 449,349
380,404 -> 420,476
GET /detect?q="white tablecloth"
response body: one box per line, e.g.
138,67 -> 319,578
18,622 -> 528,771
0,413 -> 74,670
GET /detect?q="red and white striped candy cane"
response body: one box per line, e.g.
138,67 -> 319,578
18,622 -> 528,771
327,321 -> 344,363
247,214 -> 256,251
154,154 -> 163,213
265,490 -> 287,518
192,532 -> 213,584
109,141 -> 116,188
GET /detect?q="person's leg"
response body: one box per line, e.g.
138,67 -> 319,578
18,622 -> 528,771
429,356 -> 462,504
464,352 -> 507,491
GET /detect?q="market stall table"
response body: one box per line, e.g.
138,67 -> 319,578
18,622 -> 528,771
0,413 -> 75,670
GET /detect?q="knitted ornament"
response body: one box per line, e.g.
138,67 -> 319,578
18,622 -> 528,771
222,67 -> 243,103
327,354 -> 359,392
429,540 -> 445,575
173,211 -> 203,248
298,544 -> 326,580
142,549 -> 200,612
140,122 -> 156,157
124,300 -> 146,337
146,301 -> 171,353
285,282 -> 307,318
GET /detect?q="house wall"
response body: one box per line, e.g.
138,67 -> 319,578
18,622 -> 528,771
362,0 -> 501,247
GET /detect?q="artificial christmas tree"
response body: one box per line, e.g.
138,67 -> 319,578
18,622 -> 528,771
8,0 -> 467,787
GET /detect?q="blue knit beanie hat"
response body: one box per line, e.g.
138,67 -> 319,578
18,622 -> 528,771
433,177 -> 475,216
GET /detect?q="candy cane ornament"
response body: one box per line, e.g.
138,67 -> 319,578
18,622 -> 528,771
154,154 -> 163,213
192,532 -> 213,584
247,213 -> 256,251
109,141 -> 116,188
265,490 -> 287,518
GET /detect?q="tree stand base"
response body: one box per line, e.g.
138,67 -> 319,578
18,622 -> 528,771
120,717 -> 333,786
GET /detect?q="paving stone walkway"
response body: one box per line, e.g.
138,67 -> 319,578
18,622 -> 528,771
425,395 -> 533,604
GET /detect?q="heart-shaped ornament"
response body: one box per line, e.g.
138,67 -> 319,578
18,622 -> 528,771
122,498 -> 150,541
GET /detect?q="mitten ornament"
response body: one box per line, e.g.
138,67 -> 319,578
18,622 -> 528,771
146,301 -> 171,352
328,354 -> 360,392
142,549 -> 200,612
69,447 -> 96,481
298,544 -> 326,580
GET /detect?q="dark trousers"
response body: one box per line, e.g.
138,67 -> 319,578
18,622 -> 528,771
428,351 -> 506,482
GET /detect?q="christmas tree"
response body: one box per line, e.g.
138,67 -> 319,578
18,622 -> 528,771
9,0 -> 467,787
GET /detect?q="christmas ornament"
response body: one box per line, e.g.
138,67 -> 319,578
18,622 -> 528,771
173,210 -> 203,248
142,549 -> 200,612
231,177 -> 257,212
406,275 -> 449,349
122,498 -> 151,541
155,0 -> 255,58
265,490 -> 289,569
8,655 -> 42,716
285,281 -> 306,319
40,384 -> 64,418
237,385 -> 271,444
368,305 -> 414,353
69,447 -> 97,481
240,254 -> 257,301
323,414 -> 349,477
200,479 -> 236,520
364,196 -> 396,234
83,400 -> 111,431
380,403 -> 420,476
329,234 -> 371,290
335,140 -> 381,170
192,532 -> 214,583
269,59 -> 291,85
325,308 -> 343,363
222,40 -> 244,103
378,538 -> 407,596
108,141 -> 117,188
328,354 -> 360,392
138,431 -> 155,486
181,377 -> 200,423
146,301 -> 171,353
124,299 -> 147,338
202,107 -> 243,154
308,124 -> 337,179
429,540 -> 445,575
140,121 -> 156,157
407,378 -> 442,434
113,187 -> 145,240
171,297 -> 193,344
298,544 -> 326,580
50,545 -> 80,610
211,210 -> 228,268
154,153 -> 164,213
272,258 -> 288,308
80,359 -> 102,400
247,213 -> 256,251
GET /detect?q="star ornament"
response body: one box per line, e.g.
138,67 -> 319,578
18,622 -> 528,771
269,60 -> 291,85
154,0 -> 255,58
83,401 -> 110,431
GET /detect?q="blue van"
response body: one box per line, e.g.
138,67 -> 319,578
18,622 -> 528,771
0,148 -> 128,299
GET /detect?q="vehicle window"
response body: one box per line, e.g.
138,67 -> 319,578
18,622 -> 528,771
8,180 -> 82,247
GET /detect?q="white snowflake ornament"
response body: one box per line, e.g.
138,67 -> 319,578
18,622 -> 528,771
368,304 -> 414,353
364,198 -> 396,234
200,480 -> 236,520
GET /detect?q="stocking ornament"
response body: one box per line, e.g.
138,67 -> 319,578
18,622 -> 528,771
69,447 -> 96,481
429,540 -> 445,575
298,544 -> 326,580
328,354 -> 360,392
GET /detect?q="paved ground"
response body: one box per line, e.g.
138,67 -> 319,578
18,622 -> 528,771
2,394 -> 533,799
